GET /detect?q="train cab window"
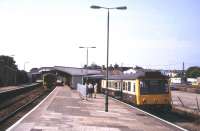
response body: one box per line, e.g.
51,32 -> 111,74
128,82 -> 131,91
140,80 -> 169,94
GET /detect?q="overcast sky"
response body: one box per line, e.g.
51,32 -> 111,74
0,0 -> 199,71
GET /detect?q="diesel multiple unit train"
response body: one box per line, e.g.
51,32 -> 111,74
42,73 -> 57,90
101,70 -> 171,109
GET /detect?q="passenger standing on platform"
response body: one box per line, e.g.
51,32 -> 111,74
88,83 -> 93,98
85,83 -> 88,100
94,83 -> 98,98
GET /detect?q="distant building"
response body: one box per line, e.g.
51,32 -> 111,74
160,70 -> 178,78
170,77 -> 181,84
123,69 -> 137,74
197,77 -> 200,85
30,66 -> 102,89
54,66 -> 102,89
187,78 -> 198,85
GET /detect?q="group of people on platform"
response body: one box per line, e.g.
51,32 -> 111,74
85,82 -> 98,99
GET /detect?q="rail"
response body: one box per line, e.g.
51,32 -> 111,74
0,93 -> 43,124
0,83 -> 41,104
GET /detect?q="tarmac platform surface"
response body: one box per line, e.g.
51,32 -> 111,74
7,86 -> 182,131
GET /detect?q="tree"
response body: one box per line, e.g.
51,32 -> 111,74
108,64 -> 114,70
87,63 -> 101,69
17,70 -> 29,84
102,65 -> 106,70
134,65 -> 143,70
30,68 -> 39,73
0,55 -> 18,86
186,66 -> 200,78
0,55 -> 17,69
114,64 -> 119,69
83,64 -> 87,68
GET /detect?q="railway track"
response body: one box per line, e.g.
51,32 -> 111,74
0,84 -> 50,130
0,94 -> 43,124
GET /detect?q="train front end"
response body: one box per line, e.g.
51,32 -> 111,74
135,73 -> 171,110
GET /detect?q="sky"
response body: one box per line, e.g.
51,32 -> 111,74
0,0 -> 200,71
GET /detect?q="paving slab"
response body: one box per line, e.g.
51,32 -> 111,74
8,86 -> 182,131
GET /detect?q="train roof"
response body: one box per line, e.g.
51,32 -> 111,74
102,70 -> 168,80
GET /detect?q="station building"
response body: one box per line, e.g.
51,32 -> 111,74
30,66 -> 102,89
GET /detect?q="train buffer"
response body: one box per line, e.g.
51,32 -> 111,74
7,86 -> 184,131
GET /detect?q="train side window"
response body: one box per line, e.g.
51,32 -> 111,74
140,82 -> 143,88
120,82 -> 122,90
109,82 -> 111,87
133,83 -> 135,92
115,82 -> 117,89
125,82 -> 128,90
123,82 -> 125,90
128,82 -> 131,91
117,82 -> 120,89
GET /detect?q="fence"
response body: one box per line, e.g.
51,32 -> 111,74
77,83 -> 87,97
172,95 -> 200,112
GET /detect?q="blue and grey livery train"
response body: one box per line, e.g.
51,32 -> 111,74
101,70 -> 171,109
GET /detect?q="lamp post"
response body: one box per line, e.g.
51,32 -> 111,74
79,46 -> 96,82
91,5 -> 127,112
24,61 -> 29,71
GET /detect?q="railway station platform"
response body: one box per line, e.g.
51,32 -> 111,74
0,83 -> 39,94
0,86 -> 18,93
7,86 -> 183,131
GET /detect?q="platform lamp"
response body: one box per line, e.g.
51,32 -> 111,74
79,46 -> 96,83
90,5 -> 127,112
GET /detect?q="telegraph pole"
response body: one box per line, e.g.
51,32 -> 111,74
182,62 -> 185,84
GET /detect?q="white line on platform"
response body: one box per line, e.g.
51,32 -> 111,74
110,97 -> 188,131
6,87 -> 58,131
